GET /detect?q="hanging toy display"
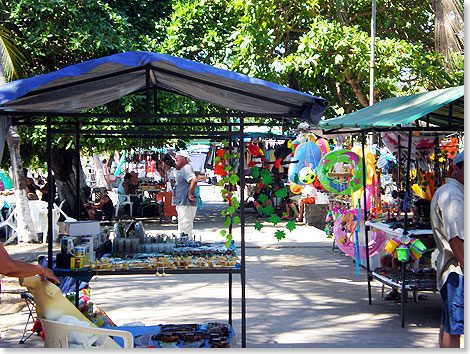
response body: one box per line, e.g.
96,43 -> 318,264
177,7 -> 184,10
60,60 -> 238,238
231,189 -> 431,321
315,138 -> 331,157
332,209 -> 387,259
316,149 -> 366,195
287,140 -> 322,186
384,237 -> 427,262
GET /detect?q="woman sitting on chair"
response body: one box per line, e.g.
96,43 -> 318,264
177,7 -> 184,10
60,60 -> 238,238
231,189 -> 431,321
83,192 -> 114,221
117,173 -> 141,214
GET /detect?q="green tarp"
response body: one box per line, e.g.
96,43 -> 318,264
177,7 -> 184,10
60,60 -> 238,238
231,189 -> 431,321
319,85 -> 464,132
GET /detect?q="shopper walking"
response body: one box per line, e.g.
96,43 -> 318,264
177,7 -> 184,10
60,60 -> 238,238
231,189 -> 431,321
172,150 -> 198,237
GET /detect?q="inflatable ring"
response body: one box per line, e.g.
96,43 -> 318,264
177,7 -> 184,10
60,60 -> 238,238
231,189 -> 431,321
317,149 -> 366,195
332,209 -> 387,259
290,183 -> 303,194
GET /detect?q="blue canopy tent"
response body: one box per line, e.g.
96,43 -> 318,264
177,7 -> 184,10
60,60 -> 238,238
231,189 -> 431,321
0,51 -> 329,348
0,51 -> 328,122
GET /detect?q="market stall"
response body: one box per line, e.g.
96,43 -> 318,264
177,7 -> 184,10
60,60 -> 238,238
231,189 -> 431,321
315,85 -> 464,327
0,51 -> 329,347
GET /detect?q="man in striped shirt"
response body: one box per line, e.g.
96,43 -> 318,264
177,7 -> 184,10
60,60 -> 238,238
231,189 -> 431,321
431,150 -> 464,348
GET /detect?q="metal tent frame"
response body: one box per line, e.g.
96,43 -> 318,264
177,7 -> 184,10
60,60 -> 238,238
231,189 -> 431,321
1,53 -> 330,348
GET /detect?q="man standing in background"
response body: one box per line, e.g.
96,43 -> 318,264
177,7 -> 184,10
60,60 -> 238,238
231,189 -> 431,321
431,150 -> 464,348
172,150 -> 198,237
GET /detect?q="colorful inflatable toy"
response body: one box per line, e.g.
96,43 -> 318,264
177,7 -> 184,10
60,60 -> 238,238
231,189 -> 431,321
298,167 -> 316,185
333,209 -> 387,259
288,141 -> 322,186
316,149 -> 366,195
316,138 -> 331,157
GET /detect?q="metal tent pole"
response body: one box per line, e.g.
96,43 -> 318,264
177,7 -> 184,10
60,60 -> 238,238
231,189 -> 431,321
239,117 -> 246,348
46,116 -> 53,269
401,131 -> 413,327
75,120 -> 81,220
361,130 -> 372,305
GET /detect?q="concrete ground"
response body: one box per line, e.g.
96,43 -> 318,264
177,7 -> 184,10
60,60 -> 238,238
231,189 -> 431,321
0,183 -> 444,348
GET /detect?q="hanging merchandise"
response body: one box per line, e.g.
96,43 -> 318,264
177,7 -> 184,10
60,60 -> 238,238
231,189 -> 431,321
214,149 -> 228,176
316,149 -> 366,195
315,138 -> 331,157
0,169 -> 13,189
204,144 -> 217,170
287,140 -> 322,186
382,131 -> 438,160
290,183 -> 303,194
384,236 -> 427,261
332,209 -> 387,259
270,140 -> 294,174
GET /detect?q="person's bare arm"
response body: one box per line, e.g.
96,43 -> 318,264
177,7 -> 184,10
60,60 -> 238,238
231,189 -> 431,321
187,177 -> 198,202
449,236 -> 464,271
0,242 -> 60,284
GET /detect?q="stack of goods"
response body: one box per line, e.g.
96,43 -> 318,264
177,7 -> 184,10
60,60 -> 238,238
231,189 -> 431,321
89,251 -> 239,271
129,323 -> 234,348
374,267 -> 437,289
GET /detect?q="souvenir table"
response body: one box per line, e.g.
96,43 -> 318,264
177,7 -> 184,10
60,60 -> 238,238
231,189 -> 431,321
111,323 -> 235,348
367,220 -> 437,327
53,240 -> 241,338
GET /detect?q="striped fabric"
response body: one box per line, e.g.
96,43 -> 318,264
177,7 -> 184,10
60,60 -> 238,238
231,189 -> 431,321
431,178 -> 464,290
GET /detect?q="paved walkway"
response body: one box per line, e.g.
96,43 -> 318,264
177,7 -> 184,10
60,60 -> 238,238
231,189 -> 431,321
0,183 -> 443,348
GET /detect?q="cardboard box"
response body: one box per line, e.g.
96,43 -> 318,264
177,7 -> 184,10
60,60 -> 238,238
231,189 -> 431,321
59,220 -> 100,236
70,257 -> 84,269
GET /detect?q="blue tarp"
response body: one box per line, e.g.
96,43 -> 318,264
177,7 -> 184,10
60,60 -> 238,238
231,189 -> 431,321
0,51 -> 328,125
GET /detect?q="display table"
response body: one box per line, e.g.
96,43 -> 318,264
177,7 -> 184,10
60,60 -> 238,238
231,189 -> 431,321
367,221 -> 433,238
367,221 -> 436,327
111,323 -> 235,348
371,267 -> 437,293
53,241 -> 242,344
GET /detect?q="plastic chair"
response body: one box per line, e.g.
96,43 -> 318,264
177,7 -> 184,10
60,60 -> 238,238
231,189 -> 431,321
39,318 -> 134,348
0,204 -> 18,244
54,200 -> 76,222
112,188 -> 132,217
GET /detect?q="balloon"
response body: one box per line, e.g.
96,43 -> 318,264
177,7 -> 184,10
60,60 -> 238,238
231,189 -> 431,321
298,167 -> 316,185
316,138 -> 331,157
290,183 -> 303,194
351,146 -> 376,185
288,141 -> 322,186
316,149 -> 366,195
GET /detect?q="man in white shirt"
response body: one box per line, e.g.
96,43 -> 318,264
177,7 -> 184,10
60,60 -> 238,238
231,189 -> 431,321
431,150 -> 464,348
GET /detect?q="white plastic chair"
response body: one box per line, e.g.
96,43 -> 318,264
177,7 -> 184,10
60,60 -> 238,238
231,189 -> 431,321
112,187 -> 132,217
0,204 -> 18,245
28,200 -> 68,243
39,318 -> 134,348
54,200 -> 76,222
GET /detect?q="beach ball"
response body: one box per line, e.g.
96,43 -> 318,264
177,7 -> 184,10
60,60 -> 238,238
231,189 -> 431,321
298,167 -> 316,185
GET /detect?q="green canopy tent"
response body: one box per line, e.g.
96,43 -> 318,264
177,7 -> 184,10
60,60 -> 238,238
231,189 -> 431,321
315,85 -> 464,327
318,85 -> 464,134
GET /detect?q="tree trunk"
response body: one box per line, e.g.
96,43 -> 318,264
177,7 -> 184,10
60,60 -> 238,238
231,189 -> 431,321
5,126 -> 37,244
93,154 -> 107,188
51,147 -> 89,220
344,71 -> 369,107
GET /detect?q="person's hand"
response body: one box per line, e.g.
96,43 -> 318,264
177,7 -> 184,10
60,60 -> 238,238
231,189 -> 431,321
39,266 -> 60,284
188,193 -> 196,202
